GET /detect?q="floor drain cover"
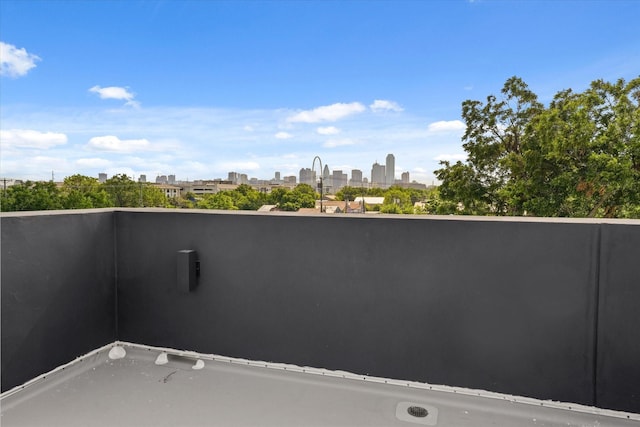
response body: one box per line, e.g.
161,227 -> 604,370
407,406 -> 429,418
396,402 -> 438,425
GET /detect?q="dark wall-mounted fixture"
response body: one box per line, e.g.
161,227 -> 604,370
177,250 -> 200,293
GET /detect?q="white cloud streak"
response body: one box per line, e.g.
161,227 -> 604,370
370,99 -> 404,113
316,126 -> 340,135
287,102 -> 365,123
76,158 -> 112,168
323,138 -> 356,148
89,85 -> 140,108
275,131 -> 293,139
219,161 -> 260,171
0,42 -> 40,77
86,135 -> 151,152
0,129 -> 67,149
427,120 -> 465,132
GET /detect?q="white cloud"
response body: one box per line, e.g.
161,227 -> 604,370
316,126 -> 340,135
323,138 -> 356,148
219,161 -> 260,171
370,99 -> 404,113
275,131 -> 293,139
0,129 -> 67,149
287,102 -> 365,123
86,135 -> 151,152
427,120 -> 465,132
0,42 -> 40,78
89,85 -> 140,108
244,125 -> 254,132
434,153 -> 467,162
76,158 -> 112,168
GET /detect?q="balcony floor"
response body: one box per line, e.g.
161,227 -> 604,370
1,342 -> 637,427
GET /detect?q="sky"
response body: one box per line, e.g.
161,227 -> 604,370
1,0 -> 639,184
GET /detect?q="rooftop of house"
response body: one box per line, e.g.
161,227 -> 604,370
2,342 -> 638,426
2,209 -> 639,425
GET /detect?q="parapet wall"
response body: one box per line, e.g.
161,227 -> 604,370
2,210 -> 638,413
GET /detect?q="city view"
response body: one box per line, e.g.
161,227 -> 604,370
1,1 -> 638,218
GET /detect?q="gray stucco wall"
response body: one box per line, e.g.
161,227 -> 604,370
2,210 -> 638,413
115,211 -> 601,407
596,224 -> 640,413
1,211 -> 116,391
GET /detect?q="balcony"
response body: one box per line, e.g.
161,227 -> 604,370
1,209 -> 639,425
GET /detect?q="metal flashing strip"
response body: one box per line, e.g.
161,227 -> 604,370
116,341 -> 640,422
0,342 -> 114,400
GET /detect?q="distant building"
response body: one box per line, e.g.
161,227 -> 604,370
98,173 -> 107,183
371,162 -> 385,188
331,170 -> 348,192
156,175 -> 168,184
385,154 -> 395,188
275,172 -> 281,181
350,169 -> 363,186
139,175 -> 147,183
299,168 -> 315,186
401,171 -> 409,184
154,184 -> 181,198
228,172 -> 240,184
284,176 -> 296,185
168,175 -> 176,185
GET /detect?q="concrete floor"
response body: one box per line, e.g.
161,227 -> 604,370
1,342 -> 638,427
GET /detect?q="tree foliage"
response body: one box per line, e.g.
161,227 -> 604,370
62,174 -> 110,209
1,181 -> 63,211
103,174 -> 165,207
435,76 -> 640,218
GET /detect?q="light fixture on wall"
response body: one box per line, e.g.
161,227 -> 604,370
177,250 -> 200,293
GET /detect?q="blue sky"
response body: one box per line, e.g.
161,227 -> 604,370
1,0 -> 639,184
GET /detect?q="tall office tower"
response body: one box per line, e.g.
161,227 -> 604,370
240,174 -> 249,184
331,170 -> 348,192
385,154 -> 395,188
138,174 -> 147,183
371,162 -> 385,188
228,172 -> 239,184
168,175 -> 176,185
156,175 -> 168,184
322,164 -> 331,191
401,171 -> 409,183
299,168 -> 315,186
350,169 -> 363,186
275,172 -> 281,181
98,173 -> 107,183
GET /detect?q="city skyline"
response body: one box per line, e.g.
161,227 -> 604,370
2,1 -> 639,183
95,152 -> 418,191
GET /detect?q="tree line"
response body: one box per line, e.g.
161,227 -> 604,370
0,173 -> 443,214
0,174 -> 321,212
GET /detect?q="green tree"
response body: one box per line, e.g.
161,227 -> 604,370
521,78 -> 640,217
197,192 -> 238,210
435,76 -> 640,218
436,76 -> 542,215
267,187 -> 289,206
0,181 -> 64,211
380,187 -> 413,214
103,174 -> 166,207
279,184 -> 318,211
229,184 -> 267,210
61,174 -> 111,209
